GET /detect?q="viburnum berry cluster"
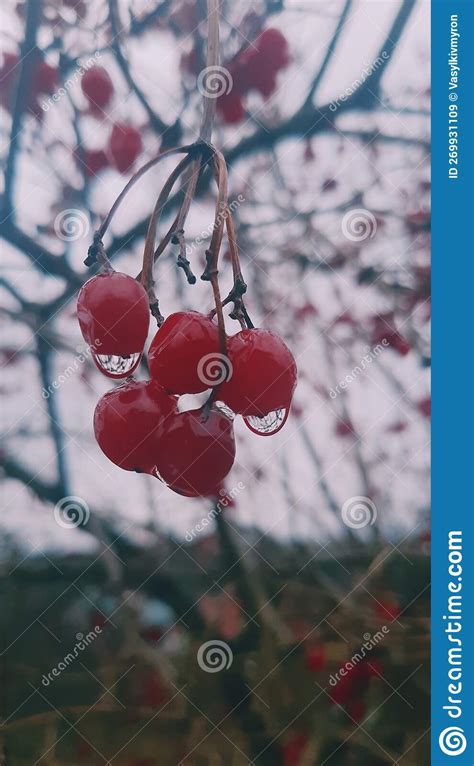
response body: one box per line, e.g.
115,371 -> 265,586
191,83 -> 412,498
77,139 -> 297,499
217,28 -> 290,124
0,48 -> 142,175
79,66 -> 142,174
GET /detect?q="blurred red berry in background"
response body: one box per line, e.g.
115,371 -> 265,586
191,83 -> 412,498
81,66 -> 114,111
217,28 -> 290,123
109,123 -> 143,173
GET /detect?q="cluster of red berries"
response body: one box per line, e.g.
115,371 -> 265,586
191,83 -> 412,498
77,271 -> 297,498
80,66 -> 142,174
217,28 -> 290,124
0,51 -> 57,119
0,52 -> 142,176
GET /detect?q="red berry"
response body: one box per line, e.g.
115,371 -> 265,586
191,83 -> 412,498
217,89 -> 245,124
335,418 -> 356,437
329,658 -> 380,711
240,28 -> 289,97
140,626 -> 163,643
148,311 -> 221,395
77,271 -> 150,362
80,148 -> 109,176
304,643 -> 326,672
77,272 -> 149,378
154,406 -> 235,497
217,28 -> 289,123
1,54 -> 57,115
0,53 -> 19,109
81,66 -> 114,111
219,329 -> 297,417
256,28 -> 290,69
34,62 -> 58,95
346,699 -> 367,722
417,396 -> 431,418
374,599 -> 401,621
109,123 -> 142,173
138,670 -> 168,708
282,733 -> 309,766
94,381 -> 176,474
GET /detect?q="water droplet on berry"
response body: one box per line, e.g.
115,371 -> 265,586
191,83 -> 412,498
92,351 -> 141,379
243,408 -> 288,436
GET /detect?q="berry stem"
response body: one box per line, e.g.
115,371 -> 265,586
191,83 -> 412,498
141,154 -> 195,320
165,0 -> 221,286
91,143 -> 204,247
201,151 -> 228,354
199,0 -> 221,144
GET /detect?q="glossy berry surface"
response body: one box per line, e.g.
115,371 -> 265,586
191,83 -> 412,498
94,381 -> 176,474
148,311 -> 220,394
154,406 -> 235,498
77,271 -> 150,356
219,329 -> 297,416
109,123 -> 142,173
81,66 -> 114,110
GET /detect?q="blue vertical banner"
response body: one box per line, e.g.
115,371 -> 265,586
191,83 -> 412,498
432,0 -> 474,763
